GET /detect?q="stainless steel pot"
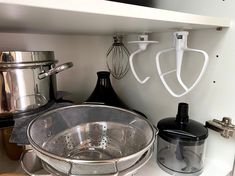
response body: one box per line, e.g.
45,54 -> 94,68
0,51 -> 73,116
27,105 -> 156,175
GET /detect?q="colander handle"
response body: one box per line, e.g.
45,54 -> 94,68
118,147 -> 154,176
77,174 -> 119,176
68,161 -> 119,176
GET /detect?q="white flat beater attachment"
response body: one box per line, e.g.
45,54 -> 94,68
156,31 -> 209,97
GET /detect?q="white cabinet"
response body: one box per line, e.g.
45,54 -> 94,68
0,1 -> 234,175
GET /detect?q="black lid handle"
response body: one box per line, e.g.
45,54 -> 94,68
176,103 -> 189,125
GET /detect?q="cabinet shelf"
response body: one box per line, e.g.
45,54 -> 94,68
0,0 -> 231,35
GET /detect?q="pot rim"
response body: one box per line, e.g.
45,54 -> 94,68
0,51 -> 55,65
0,60 -> 58,68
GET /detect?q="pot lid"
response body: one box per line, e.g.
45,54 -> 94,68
0,51 -> 55,64
157,103 -> 208,142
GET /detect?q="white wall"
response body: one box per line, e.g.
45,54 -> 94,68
156,0 -> 231,17
150,0 -> 235,174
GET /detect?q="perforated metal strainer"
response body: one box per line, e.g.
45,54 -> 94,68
27,105 -> 156,175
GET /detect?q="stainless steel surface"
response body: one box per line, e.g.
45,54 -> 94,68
206,117 -> 235,139
0,64 -> 54,115
21,147 -> 153,176
0,51 -> 55,63
27,105 -> 156,175
0,61 -> 56,69
0,51 -> 73,115
41,147 -> 153,176
106,35 -> 130,80
38,62 -> 73,79
21,149 -> 49,176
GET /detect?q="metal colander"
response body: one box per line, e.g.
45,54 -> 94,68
27,105 -> 155,175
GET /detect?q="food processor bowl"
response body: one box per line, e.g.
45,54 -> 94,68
156,103 -> 208,176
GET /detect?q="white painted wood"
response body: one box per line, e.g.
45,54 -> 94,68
0,0 -> 231,34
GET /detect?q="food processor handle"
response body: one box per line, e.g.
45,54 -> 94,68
176,102 -> 189,124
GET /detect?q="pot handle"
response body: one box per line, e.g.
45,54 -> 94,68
38,62 -> 73,79
21,149 -> 52,176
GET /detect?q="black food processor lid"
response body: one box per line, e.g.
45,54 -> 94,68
157,103 -> 208,143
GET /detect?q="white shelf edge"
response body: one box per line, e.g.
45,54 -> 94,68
0,0 -> 231,35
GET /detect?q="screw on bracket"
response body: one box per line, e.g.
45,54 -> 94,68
206,117 -> 235,138
216,27 -> 223,31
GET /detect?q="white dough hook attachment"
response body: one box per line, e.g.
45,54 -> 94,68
156,31 -> 209,97
129,34 -> 158,84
